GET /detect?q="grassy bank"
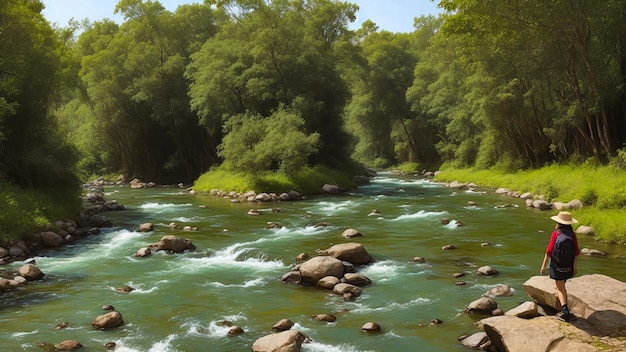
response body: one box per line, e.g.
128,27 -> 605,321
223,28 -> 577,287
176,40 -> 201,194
193,164 -> 362,195
0,180 -> 82,246
432,164 -> 626,244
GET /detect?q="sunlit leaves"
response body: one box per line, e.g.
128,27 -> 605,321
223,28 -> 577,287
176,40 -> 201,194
218,107 -> 320,176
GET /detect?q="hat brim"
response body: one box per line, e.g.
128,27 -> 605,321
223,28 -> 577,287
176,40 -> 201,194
550,215 -> 578,224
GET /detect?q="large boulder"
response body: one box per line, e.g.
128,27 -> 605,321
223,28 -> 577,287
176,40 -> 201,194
479,314 -> 625,352
485,284 -> 513,297
39,231 -> 64,247
524,274 -> 626,337
465,296 -> 497,315
54,340 -> 83,351
459,332 -> 490,350
322,184 -> 340,194
505,301 -> 539,319
332,283 -> 363,297
138,223 -> 154,232
340,228 -> 362,238
317,276 -> 340,289
157,235 -> 195,253
299,256 -> 344,285
281,271 -> 302,285
576,225 -> 595,236
326,243 -> 372,265
0,278 -> 16,291
462,277 -> 626,351
480,315 -> 568,352
532,200 -> 552,210
342,273 -> 371,287
92,311 -> 124,330
272,318 -> 294,331
476,265 -> 499,276
18,264 -> 44,281
252,329 -> 307,352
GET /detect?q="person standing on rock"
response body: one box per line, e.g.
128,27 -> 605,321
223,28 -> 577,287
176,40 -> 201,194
540,211 -> 580,322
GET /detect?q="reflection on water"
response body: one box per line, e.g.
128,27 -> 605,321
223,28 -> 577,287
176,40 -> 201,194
1,172 -> 624,351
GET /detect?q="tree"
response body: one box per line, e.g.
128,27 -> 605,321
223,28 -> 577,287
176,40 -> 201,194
75,0 -> 220,181
345,27 -> 418,166
0,0 -> 80,196
218,106 -> 320,176
189,0 -> 357,170
438,0 -> 626,166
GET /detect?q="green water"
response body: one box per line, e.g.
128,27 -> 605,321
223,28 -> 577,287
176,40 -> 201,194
1,173 -> 624,352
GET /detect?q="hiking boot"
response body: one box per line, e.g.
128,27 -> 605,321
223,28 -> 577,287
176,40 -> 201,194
556,311 -> 574,322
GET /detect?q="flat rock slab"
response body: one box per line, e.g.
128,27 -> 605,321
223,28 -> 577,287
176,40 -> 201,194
523,274 -> 626,337
480,315 -> 624,352
480,316 -> 563,352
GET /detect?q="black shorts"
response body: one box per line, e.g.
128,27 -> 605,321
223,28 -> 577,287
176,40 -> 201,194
550,264 -> 573,281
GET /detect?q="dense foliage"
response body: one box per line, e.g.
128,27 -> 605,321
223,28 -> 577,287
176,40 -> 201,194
1,0 -> 626,242
0,0 -> 81,243
55,0 -> 626,176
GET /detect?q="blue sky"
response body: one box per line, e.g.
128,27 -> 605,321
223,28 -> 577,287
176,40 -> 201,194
41,0 -> 443,33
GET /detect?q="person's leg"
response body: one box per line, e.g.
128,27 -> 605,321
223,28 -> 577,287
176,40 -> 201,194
554,279 -> 572,320
555,279 -> 567,306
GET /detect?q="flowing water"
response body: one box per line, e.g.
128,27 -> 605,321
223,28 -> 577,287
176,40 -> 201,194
1,172 -> 625,352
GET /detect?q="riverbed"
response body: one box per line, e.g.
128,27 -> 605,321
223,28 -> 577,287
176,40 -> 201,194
1,172 -> 624,351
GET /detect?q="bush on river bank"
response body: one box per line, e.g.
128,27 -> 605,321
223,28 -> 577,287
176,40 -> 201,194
193,164 -> 364,195
433,163 -> 626,244
0,180 -> 81,246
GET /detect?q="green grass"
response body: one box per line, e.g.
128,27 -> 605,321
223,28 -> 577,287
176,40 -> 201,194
0,180 -> 81,246
193,164 -> 360,195
434,163 -> 626,244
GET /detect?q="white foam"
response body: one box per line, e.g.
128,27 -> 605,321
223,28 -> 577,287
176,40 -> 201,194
149,334 -> 178,352
391,210 -> 447,221
444,220 -> 460,229
357,260 -> 402,280
372,176 -> 432,186
139,202 -> 193,210
184,315 -> 248,338
32,229 -> 146,270
170,216 -> 197,222
109,280 -> 170,294
12,330 -> 38,337
315,200 -> 357,213
183,243 -> 285,272
349,297 -> 432,314
205,277 -> 266,288
106,334 -> 179,352
303,341 -> 370,352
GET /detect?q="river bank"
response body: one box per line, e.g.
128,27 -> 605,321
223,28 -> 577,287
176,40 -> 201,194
431,164 -> 626,244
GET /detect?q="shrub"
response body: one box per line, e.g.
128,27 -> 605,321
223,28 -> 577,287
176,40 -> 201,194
580,188 -> 598,206
542,182 -> 560,201
0,181 -> 57,245
218,108 -> 320,177
597,186 -> 626,209
610,146 -> 626,170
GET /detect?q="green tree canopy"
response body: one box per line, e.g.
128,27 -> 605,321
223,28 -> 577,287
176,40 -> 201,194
74,0 -> 220,181
0,0 -> 80,195
189,0 -> 358,169
218,106 -> 320,176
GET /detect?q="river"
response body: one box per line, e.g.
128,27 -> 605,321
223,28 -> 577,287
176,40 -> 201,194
1,172 -> 624,351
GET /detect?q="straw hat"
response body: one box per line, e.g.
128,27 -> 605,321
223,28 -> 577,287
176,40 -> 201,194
550,211 -> 578,225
